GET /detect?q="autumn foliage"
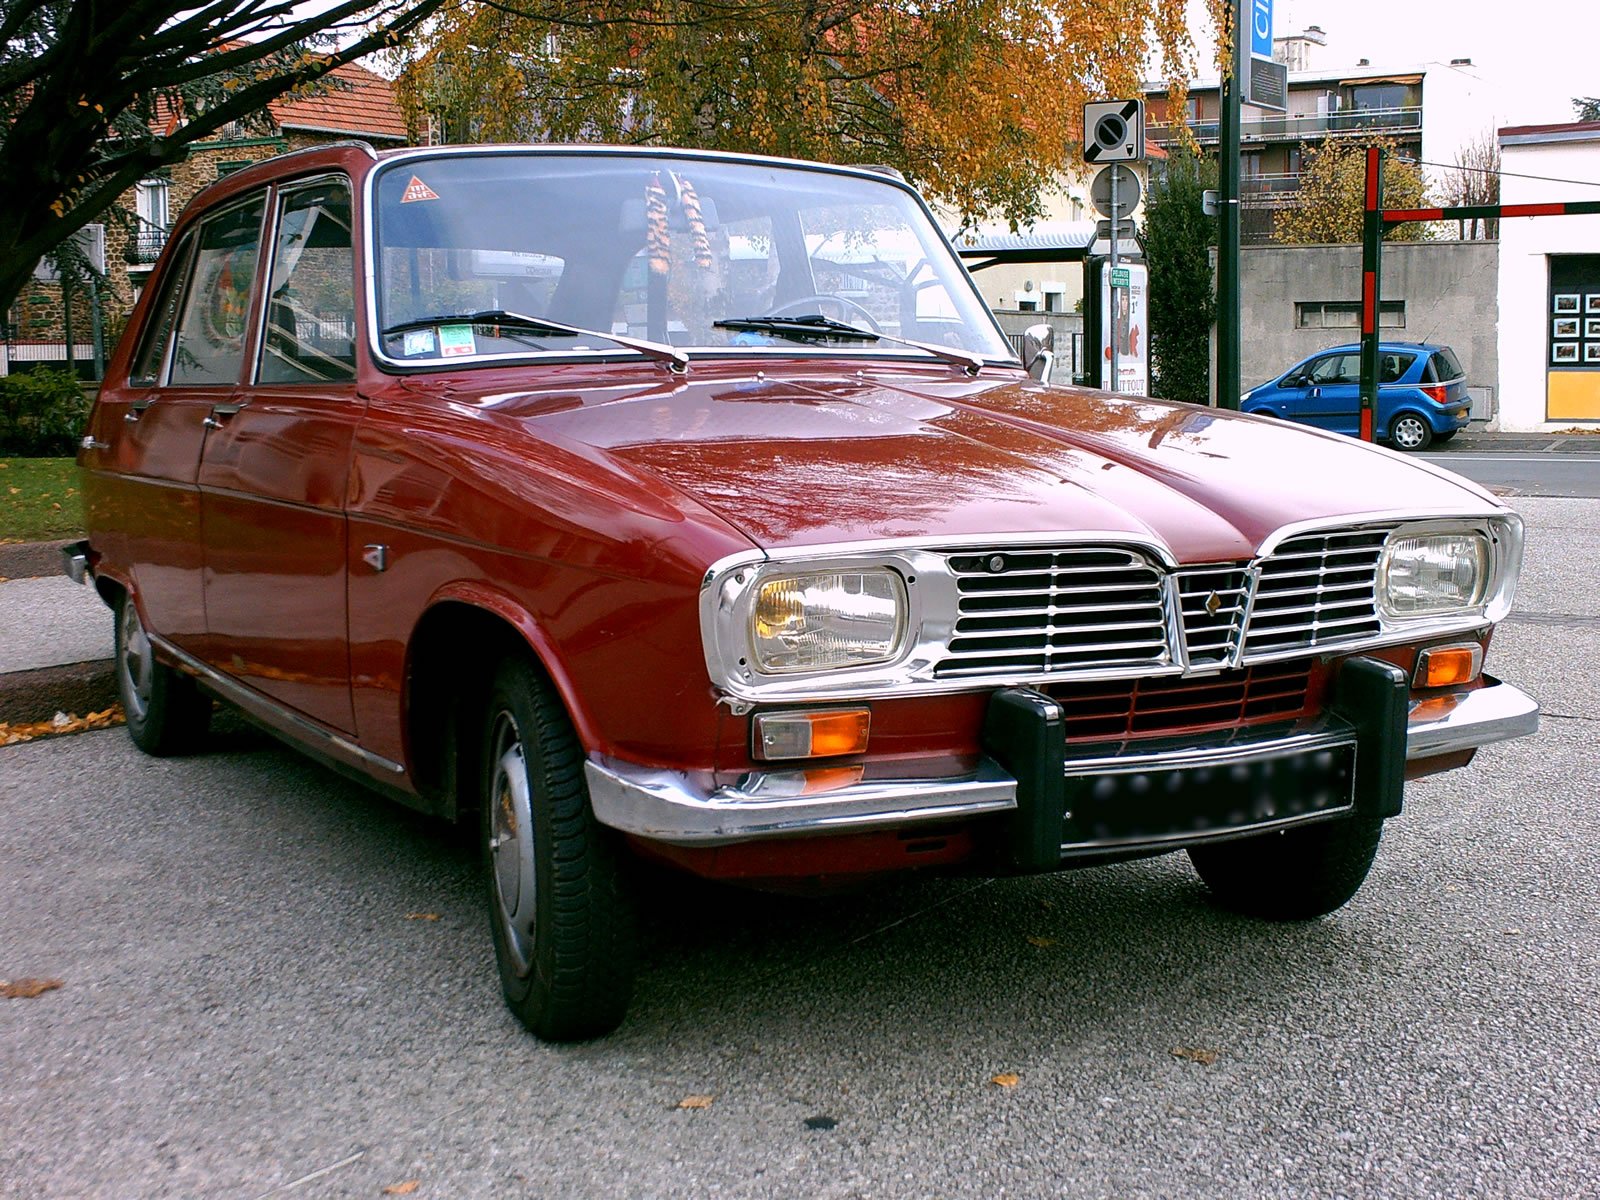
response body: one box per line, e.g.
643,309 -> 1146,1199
1273,136 -> 1430,245
396,0 -> 1197,226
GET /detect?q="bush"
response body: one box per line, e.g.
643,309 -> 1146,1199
0,369 -> 92,456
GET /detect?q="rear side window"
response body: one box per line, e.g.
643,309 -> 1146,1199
129,234 -> 195,387
1379,352 -> 1416,383
169,195 -> 267,386
1428,347 -> 1464,381
259,179 -> 357,384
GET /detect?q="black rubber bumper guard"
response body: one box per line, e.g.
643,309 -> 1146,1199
982,656 -> 1410,873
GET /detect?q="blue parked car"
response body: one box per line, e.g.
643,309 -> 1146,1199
1241,341 -> 1471,451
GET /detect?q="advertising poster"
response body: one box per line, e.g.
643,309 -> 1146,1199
1101,260 -> 1149,395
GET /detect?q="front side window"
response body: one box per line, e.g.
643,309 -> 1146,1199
170,195 -> 267,386
259,179 -> 356,384
371,152 -> 1011,367
1308,353 -> 1360,385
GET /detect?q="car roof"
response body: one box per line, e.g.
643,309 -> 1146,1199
1311,341 -> 1448,356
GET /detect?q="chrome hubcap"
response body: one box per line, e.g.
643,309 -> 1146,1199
488,710 -> 537,978
118,603 -> 153,721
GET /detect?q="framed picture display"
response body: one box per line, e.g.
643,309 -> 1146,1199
1553,342 -> 1579,363
1555,293 -> 1581,313
1588,294 -> 1600,313
1554,317 -> 1580,339
1587,318 -> 1600,339
1588,343 -> 1600,363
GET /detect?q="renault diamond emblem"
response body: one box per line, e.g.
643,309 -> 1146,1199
1204,590 -> 1224,617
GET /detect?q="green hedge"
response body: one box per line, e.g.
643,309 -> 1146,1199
0,369 -> 92,456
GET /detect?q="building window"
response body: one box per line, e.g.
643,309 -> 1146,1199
1296,300 -> 1404,329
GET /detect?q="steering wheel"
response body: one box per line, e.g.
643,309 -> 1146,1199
766,294 -> 883,333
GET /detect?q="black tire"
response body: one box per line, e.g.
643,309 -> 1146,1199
1387,412 -> 1433,451
115,593 -> 211,756
1187,813 -> 1384,920
480,657 -> 635,1041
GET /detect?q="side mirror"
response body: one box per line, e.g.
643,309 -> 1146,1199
1021,323 -> 1055,381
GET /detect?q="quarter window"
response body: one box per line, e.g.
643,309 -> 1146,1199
129,234 -> 194,387
169,196 -> 267,386
259,179 -> 357,384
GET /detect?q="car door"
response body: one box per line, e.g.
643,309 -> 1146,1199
107,198 -> 271,652
1295,351 -> 1362,434
196,176 -> 362,733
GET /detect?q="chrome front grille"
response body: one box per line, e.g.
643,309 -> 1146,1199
1174,567 -> 1250,667
937,548 -> 1170,678
1244,528 -> 1391,657
928,525 -> 1394,683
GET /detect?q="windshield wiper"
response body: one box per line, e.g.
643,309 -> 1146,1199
381,309 -> 688,372
713,314 -> 984,374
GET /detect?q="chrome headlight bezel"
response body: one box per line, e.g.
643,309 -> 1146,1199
1375,514 -> 1522,628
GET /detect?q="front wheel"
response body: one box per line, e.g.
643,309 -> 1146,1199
1187,813 -> 1384,920
115,593 -> 211,756
1388,413 -> 1434,451
480,657 -> 635,1041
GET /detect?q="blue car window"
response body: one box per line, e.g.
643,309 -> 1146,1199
1309,353 -> 1359,384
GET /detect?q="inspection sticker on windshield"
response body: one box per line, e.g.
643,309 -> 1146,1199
401,329 -> 437,356
438,324 -> 477,357
401,175 -> 440,203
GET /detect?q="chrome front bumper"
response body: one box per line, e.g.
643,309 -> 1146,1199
585,677 -> 1540,846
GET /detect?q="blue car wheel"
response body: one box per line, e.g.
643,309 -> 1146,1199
1389,412 -> 1432,452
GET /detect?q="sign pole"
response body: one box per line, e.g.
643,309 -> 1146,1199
1109,168 -> 1120,392
1216,1 -> 1243,409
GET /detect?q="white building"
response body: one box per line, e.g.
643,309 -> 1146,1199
1495,120 -> 1600,429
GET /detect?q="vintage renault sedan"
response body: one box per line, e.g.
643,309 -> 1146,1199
69,142 -> 1538,1040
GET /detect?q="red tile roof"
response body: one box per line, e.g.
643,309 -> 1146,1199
270,60 -> 408,143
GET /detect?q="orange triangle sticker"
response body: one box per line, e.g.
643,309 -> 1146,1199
401,175 -> 440,203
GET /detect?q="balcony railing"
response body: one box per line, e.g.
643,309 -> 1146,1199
1241,172 -> 1303,195
126,218 -> 168,265
1150,106 -> 1423,146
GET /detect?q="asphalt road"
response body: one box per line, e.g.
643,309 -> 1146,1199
1419,450 -> 1600,499
2,497 -> 1597,1200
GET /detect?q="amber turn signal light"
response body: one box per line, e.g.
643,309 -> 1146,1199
753,708 -> 870,761
1413,643 -> 1483,690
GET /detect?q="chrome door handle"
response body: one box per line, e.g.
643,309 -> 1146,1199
203,402 -> 245,429
125,398 -> 154,423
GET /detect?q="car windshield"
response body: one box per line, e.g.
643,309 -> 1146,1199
370,151 -> 1013,367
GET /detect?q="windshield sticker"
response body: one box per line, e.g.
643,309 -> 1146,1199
401,176 -> 440,203
402,328 -> 437,357
438,324 -> 477,357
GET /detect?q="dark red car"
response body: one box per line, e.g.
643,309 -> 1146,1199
67,143 -> 1538,1040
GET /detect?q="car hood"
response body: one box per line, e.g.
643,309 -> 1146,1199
468,365 -> 1500,562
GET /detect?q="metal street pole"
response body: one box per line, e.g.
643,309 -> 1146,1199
1216,0 -> 1243,409
1109,168 -> 1120,392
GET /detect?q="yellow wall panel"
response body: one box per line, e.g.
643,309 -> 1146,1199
1547,371 -> 1600,420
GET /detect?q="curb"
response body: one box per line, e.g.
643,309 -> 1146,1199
0,539 -> 78,581
0,659 -> 116,725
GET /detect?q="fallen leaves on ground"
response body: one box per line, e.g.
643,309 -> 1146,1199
382,1182 -> 420,1196
990,1072 -> 1020,1087
1025,935 -> 1056,948
1,978 -> 64,999
404,912 -> 441,921
676,1095 -> 715,1109
1170,1046 -> 1219,1065
0,706 -> 125,747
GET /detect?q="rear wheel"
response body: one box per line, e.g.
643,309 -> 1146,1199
115,594 -> 211,756
1187,813 -> 1384,920
1388,413 -> 1433,451
480,657 -> 635,1041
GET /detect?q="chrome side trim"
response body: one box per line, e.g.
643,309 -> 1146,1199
584,757 -> 1017,846
1405,676 -> 1540,760
148,633 -> 407,778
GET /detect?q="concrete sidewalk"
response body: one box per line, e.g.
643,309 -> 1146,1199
0,568 -> 114,723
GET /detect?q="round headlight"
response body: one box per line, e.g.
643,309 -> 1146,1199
1378,531 -> 1490,619
749,569 -> 906,673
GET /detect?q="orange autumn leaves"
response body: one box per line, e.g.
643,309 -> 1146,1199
395,0 -> 1197,228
